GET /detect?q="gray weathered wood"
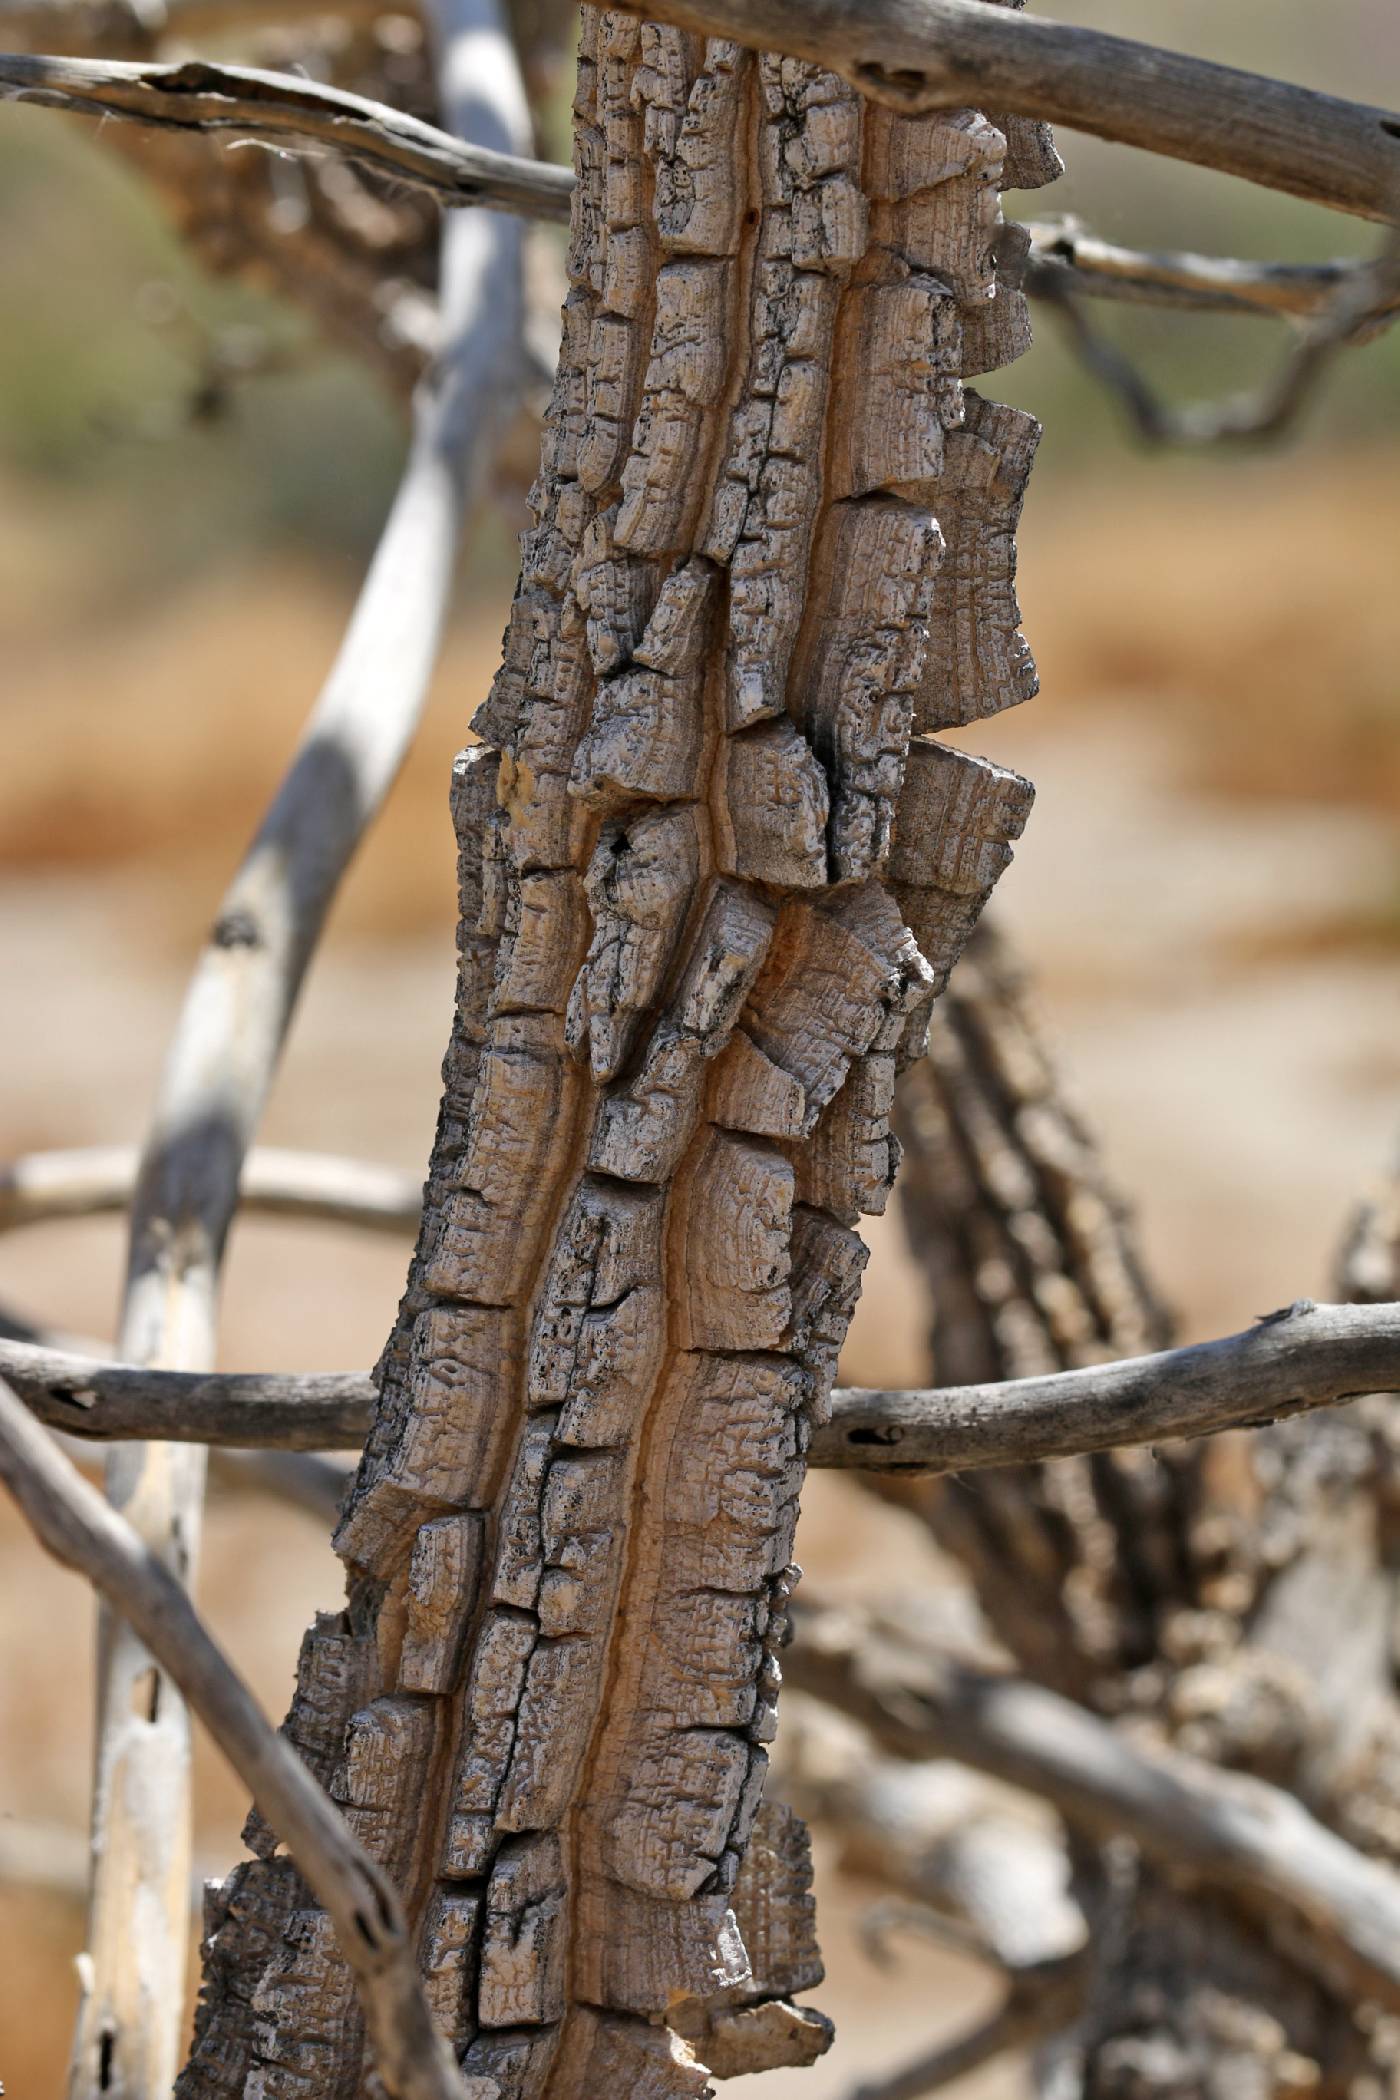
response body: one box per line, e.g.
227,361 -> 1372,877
10,1302 -> 1397,1470
821,1300 -> 1400,1469
599,0 -> 1400,220
1023,223 -> 1400,328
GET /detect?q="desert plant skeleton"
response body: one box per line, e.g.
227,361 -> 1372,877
0,3 -> 1398,2097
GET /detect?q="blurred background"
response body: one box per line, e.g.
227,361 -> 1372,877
1,0 -> 1398,2090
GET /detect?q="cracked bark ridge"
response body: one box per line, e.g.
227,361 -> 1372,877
178,17 -> 1044,2096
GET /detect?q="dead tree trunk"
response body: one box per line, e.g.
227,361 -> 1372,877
877,923 -> 1400,2097
176,13 -> 1051,2095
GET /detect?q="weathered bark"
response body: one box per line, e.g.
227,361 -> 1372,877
176,14 -> 1048,2095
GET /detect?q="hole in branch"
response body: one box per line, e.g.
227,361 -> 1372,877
854,59 -> 930,99
131,1666 -> 161,1723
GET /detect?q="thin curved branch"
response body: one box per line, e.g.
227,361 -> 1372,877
1023,222 -> 1400,329
0,51 -> 573,219
0,1376 -> 470,2100
821,1299 -> 1400,1469
1036,222 -> 1400,445
847,1983 -> 1073,2100
600,0 -> 1400,221
8,1300 -> 1398,1466
788,1600 -> 1400,2016
0,1144 -> 421,1237
0,0 -> 389,54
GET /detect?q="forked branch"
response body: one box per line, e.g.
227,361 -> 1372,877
0,1376 -> 471,2100
1037,224 -> 1400,444
1023,222 -> 1400,328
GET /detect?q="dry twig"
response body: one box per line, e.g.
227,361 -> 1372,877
823,1298 -> 1400,1469
0,1143 -> 421,1237
1035,223 -> 1400,444
1023,221 -> 1400,329
0,0 -> 387,52
0,51 -> 572,217
0,1375 -> 472,2100
847,1984 -> 1073,2100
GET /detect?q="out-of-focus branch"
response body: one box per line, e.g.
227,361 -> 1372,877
788,1601 -> 1400,2014
1338,1147 -> 1400,1304
0,0 -> 389,54
1024,220 -> 1400,330
1036,224 -> 1400,445
67,4 -> 534,2089
10,1300 -> 1398,1464
0,51 -> 572,219
0,1144 -> 421,1237
0,1377 -> 471,2100
846,1984 -> 1070,2100
599,0 -> 1400,221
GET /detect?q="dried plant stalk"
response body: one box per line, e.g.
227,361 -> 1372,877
176,13 -> 1050,2095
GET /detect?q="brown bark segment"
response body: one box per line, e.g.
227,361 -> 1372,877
179,15 -> 1045,2096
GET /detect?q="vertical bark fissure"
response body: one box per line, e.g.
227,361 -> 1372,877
177,14 -> 1051,2096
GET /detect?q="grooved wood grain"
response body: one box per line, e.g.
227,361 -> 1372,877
176,14 -> 1046,2095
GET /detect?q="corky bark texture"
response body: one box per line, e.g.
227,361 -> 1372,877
176,14 -> 1050,2095
881,925 -> 1400,2097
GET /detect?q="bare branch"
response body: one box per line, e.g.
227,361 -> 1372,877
0,1376 -> 472,2100
818,1299 -> 1400,1470
1,1337 -> 373,1447
1023,220 -> 1400,329
1036,223 -> 1400,444
9,1302 -> 1398,1475
1339,1146 -> 1400,1303
0,51 -> 572,219
68,4 -> 536,2088
0,1144 -> 421,1237
8,5 -> 1400,231
788,1602 -> 1400,2015
0,0 -> 389,55
599,0 -> 1400,221
846,1985 -> 1069,2100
